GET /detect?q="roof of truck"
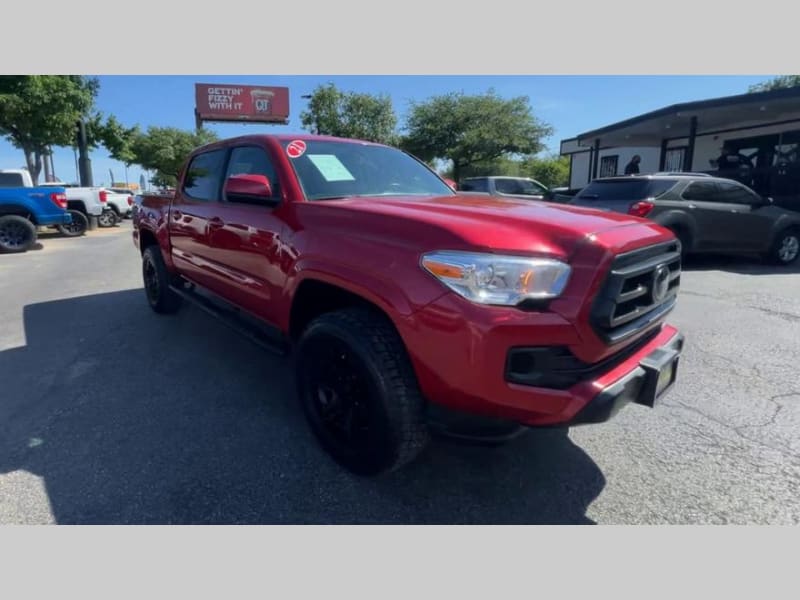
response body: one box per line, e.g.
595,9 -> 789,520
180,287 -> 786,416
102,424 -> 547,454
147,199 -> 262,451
203,133 -> 387,146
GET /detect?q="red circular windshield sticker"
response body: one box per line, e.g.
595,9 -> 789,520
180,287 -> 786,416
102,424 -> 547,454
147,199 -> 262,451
286,140 -> 307,158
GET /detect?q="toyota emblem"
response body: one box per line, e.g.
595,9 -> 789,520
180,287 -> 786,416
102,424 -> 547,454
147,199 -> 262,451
652,265 -> 670,302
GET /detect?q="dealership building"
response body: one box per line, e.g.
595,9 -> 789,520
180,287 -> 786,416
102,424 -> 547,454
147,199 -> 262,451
559,86 -> 800,201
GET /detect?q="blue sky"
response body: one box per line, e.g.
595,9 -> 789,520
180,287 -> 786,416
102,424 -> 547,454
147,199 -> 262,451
0,75 -> 776,187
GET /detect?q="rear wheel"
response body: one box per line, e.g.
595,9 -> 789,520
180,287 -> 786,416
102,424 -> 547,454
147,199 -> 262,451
295,307 -> 429,476
97,210 -> 118,228
0,215 -> 37,253
768,227 -> 800,265
56,210 -> 88,237
142,246 -> 183,314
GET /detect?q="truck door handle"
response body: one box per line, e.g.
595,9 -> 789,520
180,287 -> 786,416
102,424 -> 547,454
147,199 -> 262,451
687,204 -> 696,209
208,217 -> 225,229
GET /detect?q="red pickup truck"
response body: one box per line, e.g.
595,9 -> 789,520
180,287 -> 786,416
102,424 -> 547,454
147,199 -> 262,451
133,134 -> 684,476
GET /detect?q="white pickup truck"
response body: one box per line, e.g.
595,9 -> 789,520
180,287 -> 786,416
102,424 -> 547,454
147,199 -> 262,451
104,188 -> 135,220
0,169 -> 118,229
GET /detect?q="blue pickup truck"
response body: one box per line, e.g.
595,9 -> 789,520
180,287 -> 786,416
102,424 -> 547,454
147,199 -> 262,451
0,185 -> 75,253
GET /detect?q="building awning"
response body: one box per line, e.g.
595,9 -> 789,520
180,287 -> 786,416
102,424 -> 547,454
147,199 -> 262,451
572,87 -> 800,148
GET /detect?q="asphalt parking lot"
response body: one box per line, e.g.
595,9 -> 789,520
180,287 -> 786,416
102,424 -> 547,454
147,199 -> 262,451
1,222 -> 799,524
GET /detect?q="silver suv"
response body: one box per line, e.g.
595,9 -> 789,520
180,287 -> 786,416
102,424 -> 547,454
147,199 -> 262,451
569,175 -> 800,265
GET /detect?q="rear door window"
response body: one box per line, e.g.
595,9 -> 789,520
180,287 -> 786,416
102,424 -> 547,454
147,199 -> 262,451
576,179 -> 676,201
0,172 -> 25,187
495,178 -> 524,194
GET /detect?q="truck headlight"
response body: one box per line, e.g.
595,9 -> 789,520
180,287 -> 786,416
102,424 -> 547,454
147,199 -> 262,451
421,251 -> 571,306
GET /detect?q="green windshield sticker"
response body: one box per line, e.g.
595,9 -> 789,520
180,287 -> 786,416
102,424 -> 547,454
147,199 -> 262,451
307,154 -> 356,182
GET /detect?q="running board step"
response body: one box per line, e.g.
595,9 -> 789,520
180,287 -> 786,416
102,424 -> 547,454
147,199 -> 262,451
169,284 -> 289,357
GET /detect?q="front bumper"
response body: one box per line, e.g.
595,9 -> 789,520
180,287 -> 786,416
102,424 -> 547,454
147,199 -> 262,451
399,292 -> 684,428
566,331 -> 684,425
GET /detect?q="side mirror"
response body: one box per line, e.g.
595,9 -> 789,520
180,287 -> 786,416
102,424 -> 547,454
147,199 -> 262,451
224,174 -> 277,205
754,196 -> 773,207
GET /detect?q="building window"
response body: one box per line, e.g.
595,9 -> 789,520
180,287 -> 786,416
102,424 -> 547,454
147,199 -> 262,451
600,155 -> 618,177
664,147 -> 687,172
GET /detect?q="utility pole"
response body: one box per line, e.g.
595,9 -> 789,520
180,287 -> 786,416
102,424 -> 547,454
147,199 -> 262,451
76,120 -> 93,186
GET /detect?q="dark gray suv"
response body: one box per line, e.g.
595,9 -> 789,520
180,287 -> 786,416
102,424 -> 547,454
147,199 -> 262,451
569,175 -> 800,265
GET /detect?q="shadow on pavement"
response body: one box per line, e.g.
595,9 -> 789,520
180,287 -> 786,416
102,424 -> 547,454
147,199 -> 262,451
0,289 -> 605,524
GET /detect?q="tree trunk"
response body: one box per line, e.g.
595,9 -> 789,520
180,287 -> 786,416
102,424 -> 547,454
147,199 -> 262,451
24,149 -> 43,185
42,150 -> 52,182
452,162 -> 461,184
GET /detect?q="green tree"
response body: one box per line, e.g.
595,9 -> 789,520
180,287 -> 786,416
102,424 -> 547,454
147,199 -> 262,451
402,89 -> 553,182
90,115 -> 140,166
519,154 -> 570,188
748,75 -> 800,93
0,75 -> 99,184
129,126 -> 218,188
300,83 -> 398,144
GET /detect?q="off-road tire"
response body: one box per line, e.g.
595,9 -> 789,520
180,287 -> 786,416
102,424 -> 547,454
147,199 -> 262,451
0,215 -> 37,253
142,246 -> 183,314
295,307 -> 430,476
56,210 -> 88,237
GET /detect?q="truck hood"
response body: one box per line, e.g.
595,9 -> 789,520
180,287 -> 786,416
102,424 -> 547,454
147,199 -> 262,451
319,194 -> 669,258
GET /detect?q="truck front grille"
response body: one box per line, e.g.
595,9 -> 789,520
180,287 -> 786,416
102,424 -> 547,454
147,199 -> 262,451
590,240 -> 681,344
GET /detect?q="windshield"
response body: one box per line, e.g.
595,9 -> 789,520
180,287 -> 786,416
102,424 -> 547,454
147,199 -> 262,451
280,139 -> 455,201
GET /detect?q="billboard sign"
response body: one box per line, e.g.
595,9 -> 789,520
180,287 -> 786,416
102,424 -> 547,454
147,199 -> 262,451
194,83 -> 290,124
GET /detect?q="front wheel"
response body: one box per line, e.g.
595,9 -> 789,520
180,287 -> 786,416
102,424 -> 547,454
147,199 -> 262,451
56,210 -> 88,237
0,215 -> 37,253
767,227 -> 800,265
142,246 -> 183,314
295,308 -> 430,476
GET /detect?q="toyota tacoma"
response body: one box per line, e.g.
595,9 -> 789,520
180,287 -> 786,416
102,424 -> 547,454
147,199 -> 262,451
133,134 -> 685,476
